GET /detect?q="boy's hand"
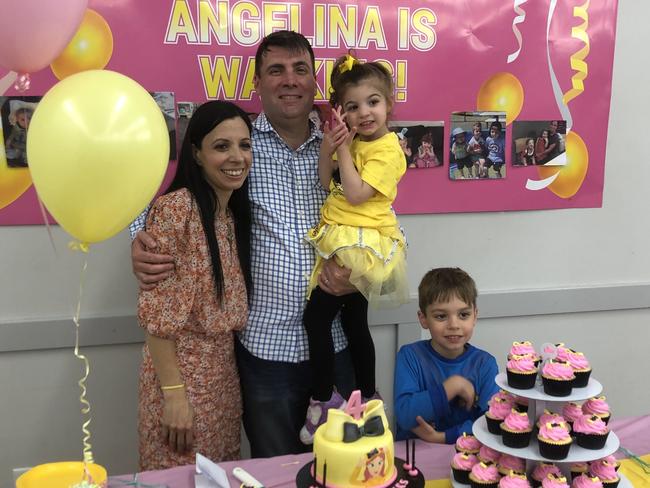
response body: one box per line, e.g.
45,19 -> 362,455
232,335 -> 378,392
412,416 -> 445,443
443,375 -> 476,411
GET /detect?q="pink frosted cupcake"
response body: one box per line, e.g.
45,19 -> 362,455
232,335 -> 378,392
498,454 -> 526,476
541,360 -> 575,397
537,409 -> 565,428
595,456 -> 620,471
456,432 -> 482,454
542,474 -> 570,488
573,414 -> 610,449
571,474 -> 603,488
513,395 -> 529,413
507,354 -> 539,390
582,396 -> 611,424
531,463 -> 562,488
569,462 -> 589,481
562,402 -> 583,429
501,409 -> 533,448
487,396 -> 513,434
565,351 -> 591,387
553,344 -> 572,361
499,471 -> 531,488
493,389 -> 517,405
590,459 -> 620,488
479,445 -> 502,465
469,461 -> 501,488
452,452 -> 479,484
509,341 -> 541,364
537,421 -> 572,460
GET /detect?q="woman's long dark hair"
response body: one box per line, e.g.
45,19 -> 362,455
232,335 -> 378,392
166,101 -> 253,303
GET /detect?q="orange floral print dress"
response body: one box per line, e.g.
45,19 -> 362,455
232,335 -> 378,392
137,189 -> 248,470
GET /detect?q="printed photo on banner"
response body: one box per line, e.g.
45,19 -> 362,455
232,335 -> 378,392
511,120 -> 567,167
0,96 -> 41,169
150,92 -> 177,161
389,122 -> 444,170
449,111 -> 506,181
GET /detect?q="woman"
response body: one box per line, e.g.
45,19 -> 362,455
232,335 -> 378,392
138,101 -> 253,469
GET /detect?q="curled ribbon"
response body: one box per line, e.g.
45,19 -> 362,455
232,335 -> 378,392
339,54 -> 356,74
562,0 -> 590,105
69,241 -> 90,253
507,0 -> 528,63
73,258 -> 95,465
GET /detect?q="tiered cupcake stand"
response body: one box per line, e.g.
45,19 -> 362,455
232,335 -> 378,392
451,372 -> 632,488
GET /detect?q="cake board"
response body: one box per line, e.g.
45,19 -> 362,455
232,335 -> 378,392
296,457 -> 425,488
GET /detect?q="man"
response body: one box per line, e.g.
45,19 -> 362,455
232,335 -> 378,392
538,120 -> 561,164
130,31 -> 355,457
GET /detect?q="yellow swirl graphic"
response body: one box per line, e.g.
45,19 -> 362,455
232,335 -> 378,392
507,0 -> 528,64
562,0 -> 590,105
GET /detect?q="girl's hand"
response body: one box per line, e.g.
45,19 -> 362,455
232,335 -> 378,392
321,120 -> 348,156
330,106 -> 355,149
161,388 -> 194,453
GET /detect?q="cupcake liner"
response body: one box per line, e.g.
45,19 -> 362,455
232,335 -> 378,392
601,479 -> 620,488
486,416 -> 503,435
572,369 -> 591,388
469,479 -> 499,488
542,376 -> 573,397
452,467 -> 472,484
574,430 -> 609,449
500,427 -> 532,448
507,369 -> 538,389
537,438 -> 572,460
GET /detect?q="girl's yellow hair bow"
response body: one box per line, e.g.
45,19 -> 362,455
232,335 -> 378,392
339,54 -> 356,74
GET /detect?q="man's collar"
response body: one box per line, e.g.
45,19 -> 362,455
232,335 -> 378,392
253,112 -> 322,143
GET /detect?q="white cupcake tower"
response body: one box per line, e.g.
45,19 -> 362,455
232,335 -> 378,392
451,365 -> 632,487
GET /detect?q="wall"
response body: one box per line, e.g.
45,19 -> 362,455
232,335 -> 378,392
1,1 -> 648,487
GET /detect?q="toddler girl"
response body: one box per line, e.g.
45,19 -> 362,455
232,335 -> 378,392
413,130 -> 439,168
300,54 -> 409,443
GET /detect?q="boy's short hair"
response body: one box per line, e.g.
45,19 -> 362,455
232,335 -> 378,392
490,121 -> 503,133
418,267 -> 477,312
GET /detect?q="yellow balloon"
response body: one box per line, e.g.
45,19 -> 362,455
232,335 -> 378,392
17,462 -> 106,488
0,136 -> 32,210
537,131 -> 589,199
27,70 -> 169,243
50,9 -> 113,80
476,72 -> 524,125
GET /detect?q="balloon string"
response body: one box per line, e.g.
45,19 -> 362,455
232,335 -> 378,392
36,195 -> 59,257
73,257 -> 94,465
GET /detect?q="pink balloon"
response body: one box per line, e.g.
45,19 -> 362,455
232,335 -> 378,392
0,0 -> 88,73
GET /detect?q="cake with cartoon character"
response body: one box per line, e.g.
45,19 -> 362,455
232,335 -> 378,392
296,391 -> 424,487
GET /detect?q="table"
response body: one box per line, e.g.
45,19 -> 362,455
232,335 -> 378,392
109,415 -> 650,488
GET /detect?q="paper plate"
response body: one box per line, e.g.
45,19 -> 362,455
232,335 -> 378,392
16,462 -> 107,488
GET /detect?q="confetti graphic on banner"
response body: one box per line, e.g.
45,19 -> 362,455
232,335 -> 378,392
507,0 -> 528,63
526,0 -> 591,196
562,0 -> 590,106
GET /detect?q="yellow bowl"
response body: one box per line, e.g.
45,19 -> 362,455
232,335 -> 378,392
16,462 -> 107,488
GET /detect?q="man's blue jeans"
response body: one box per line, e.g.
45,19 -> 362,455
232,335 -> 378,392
235,339 -> 355,458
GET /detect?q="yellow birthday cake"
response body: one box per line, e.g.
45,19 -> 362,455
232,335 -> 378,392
296,391 -> 424,488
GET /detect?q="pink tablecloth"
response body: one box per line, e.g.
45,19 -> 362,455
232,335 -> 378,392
109,415 -> 650,488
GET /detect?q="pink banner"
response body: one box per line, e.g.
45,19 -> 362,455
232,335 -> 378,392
0,0 -> 618,224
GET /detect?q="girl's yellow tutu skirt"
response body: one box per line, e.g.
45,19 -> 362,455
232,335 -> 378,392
305,222 -> 409,308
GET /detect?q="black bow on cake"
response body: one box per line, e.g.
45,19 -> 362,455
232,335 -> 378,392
342,415 -> 384,443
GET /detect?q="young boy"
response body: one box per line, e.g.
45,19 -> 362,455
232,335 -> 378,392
393,267 -> 499,443
485,121 -> 505,177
